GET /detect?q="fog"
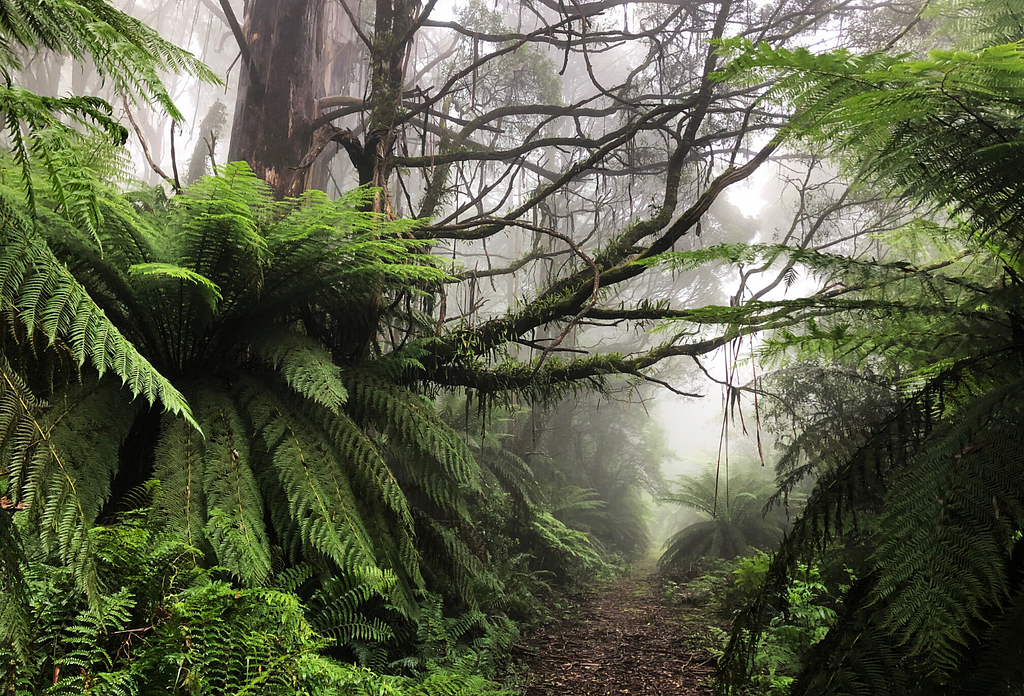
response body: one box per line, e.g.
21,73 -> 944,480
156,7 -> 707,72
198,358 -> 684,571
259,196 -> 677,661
24,0 -> 915,561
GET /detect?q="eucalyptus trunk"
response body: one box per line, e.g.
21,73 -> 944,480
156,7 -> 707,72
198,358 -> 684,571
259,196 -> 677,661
227,0 -> 320,198
228,0 -> 417,206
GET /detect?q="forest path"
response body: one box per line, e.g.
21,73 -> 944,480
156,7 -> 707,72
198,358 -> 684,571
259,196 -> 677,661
514,561 -> 716,695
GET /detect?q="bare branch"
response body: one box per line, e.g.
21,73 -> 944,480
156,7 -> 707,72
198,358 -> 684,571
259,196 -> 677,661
121,93 -> 175,188
218,0 -> 263,94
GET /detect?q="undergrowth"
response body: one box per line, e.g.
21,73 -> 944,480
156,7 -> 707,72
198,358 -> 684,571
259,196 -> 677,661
0,502 -> 521,696
664,552 -> 851,696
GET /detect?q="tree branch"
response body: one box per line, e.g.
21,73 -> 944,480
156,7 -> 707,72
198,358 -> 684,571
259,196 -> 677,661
332,0 -> 373,48
121,93 -> 175,189
218,0 -> 262,95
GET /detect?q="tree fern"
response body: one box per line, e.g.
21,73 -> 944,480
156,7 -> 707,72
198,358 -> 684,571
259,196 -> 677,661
659,470 -> 786,571
718,30 -> 1024,694
2,164 -> 491,634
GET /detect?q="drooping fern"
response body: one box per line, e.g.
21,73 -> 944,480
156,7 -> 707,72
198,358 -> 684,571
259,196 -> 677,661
0,0 -> 217,236
717,30 -> 1024,694
0,198 -> 194,422
870,386 -> 1024,680
3,164 -> 495,633
715,39 -> 1024,252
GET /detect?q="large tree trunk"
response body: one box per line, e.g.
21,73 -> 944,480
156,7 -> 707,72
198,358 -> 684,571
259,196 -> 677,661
229,0 -> 417,204
227,0 -> 320,199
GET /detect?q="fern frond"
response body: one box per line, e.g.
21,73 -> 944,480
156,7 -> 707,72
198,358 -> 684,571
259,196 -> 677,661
529,511 -> 604,571
152,413 -> 206,550
544,485 -> 604,514
305,567 -> 397,645
173,164 -> 270,308
718,40 -> 1024,252
0,357 -> 37,655
0,501 -> 30,658
416,513 -> 500,608
346,372 -> 480,492
0,86 -> 125,237
0,0 -> 218,107
195,389 -> 270,586
480,446 -> 538,506
10,379 -> 136,603
310,404 -> 424,610
0,196 -> 195,425
242,385 -> 379,574
869,383 -> 1024,679
250,330 -> 348,414
129,262 -> 222,306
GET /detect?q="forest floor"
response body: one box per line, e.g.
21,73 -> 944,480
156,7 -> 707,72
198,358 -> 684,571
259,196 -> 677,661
510,560 -> 719,695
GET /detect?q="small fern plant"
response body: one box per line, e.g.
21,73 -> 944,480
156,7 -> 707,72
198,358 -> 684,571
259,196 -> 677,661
0,499 -> 514,696
659,469 -> 786,572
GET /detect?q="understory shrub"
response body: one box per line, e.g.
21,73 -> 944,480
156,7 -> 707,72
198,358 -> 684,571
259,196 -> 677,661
0,503 -> 513,696
700,553 -> 851,695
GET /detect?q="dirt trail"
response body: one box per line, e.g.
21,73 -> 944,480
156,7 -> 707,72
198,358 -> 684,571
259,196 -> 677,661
515,563 -> 716,695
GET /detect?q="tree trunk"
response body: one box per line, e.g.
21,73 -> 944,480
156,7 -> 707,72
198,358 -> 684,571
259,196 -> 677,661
229,0 -> 418,204
362,0 -> 418,214
227,0 -> 320,199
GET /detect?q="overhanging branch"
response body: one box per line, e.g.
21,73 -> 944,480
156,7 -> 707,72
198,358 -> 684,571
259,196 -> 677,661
218,0 -> 262,95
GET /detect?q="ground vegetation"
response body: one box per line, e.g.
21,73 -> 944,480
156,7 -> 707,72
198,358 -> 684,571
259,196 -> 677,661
4,0 -> 1024,692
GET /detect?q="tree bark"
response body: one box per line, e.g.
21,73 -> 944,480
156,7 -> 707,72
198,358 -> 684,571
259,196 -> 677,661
363,0 -> 419,213
227,0 -> 321,198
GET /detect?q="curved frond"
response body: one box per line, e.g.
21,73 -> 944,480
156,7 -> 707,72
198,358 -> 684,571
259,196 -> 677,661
129,262 -> 222,307
242,385 -> 379,574
346,372 -> 480,491
195,389 -> 270,585
250,330 -> 348,414
0,197 -> 195,425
